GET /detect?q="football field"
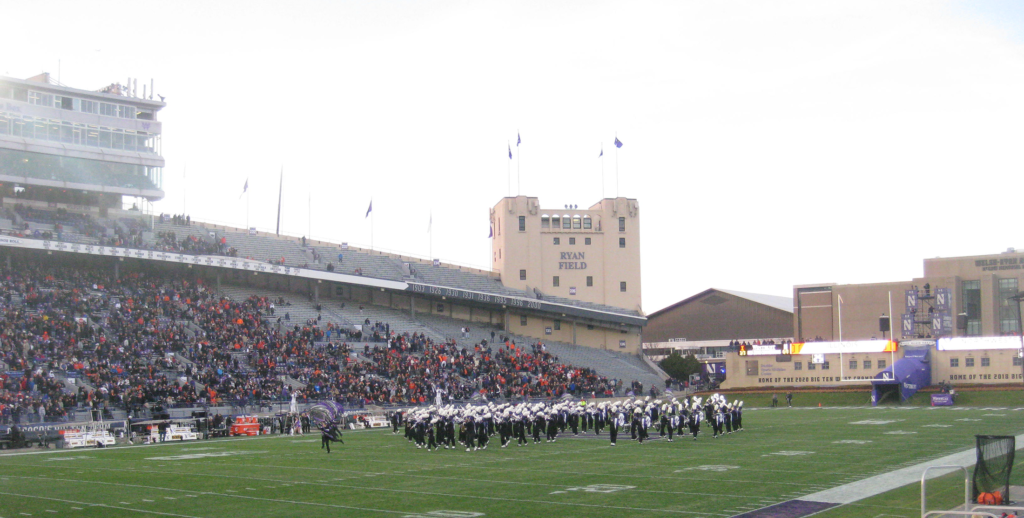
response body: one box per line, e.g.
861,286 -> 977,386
1,405 -> 1022,518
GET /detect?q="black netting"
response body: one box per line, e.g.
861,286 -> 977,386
972,435 -> 1015,504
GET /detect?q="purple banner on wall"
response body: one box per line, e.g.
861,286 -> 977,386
931,393 -> 954,406
902,313 -> 914,337
935,288 -> 951,311
906,289 -> 918,312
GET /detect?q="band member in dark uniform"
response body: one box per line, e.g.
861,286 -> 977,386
321,422 -> 344,453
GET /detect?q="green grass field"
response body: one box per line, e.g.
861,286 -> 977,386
1,405 -> 1022,518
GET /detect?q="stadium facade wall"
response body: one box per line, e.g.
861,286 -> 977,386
718,347 -> 1023,389
490,195 -> 642,314
794,250 -> 1024,342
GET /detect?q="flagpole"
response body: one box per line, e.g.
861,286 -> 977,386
507,141 -> 511,197
838,294 -> 843,343
182,162 -> 186,215
600,144 -> 604,199
517,131 -> 521,196
371,201 -> 375,251
246,189 -> 250,233
615,133 -> 619,198
429,210 -> 433,260
307,190 -> 311,242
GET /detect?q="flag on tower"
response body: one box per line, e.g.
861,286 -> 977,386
428,213 -> 432,233
239,179 -> 248,199
508,143 -> 512,160
488,226 -> 493,238
365,200 -> 372,218
517,132 -> 521,146
614,137 -> 623,148
599,145 -> 603,158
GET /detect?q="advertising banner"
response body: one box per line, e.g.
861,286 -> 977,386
931,393 -> 954,406
937,336 -> 1023,351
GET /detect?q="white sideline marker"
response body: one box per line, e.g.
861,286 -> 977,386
802,432 -> 1024,505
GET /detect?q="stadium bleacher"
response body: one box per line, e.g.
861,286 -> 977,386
0,206 -> 660,417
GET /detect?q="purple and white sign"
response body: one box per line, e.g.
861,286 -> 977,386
931,393 -> 954,406
935,288 -> 951,312
905,289 -> 918,312
902,313 -> 914,337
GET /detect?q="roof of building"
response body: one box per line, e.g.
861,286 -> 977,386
648,288 -> 793,318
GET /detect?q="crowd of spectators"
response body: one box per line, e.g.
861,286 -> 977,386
11,205 -> 108,241
728,338 -> 793,349
0,259 -> 626,423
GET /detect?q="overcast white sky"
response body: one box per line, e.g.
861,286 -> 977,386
5,0 -> 1024,315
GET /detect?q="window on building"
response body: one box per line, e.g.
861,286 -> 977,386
552,276 -> 559,287
745,361 -> 758,376
520,315 -> 527,326
619,237 -> 626,248
518,216 -> 526,231
999,278 -> 1019,334
962,280 -> 981,336
586,324 -> 594,330
877,359 -> 886,369
436,304 -> 444,313
553,237 -> 560,245
808,361 -> 816,371
583,217 -> 592,229
794,361 -> 802,370
981,357 -> 990,367
572,216 -> 581,229
541,216 -> 550,228
822,361 -> 830,370
618,217 -> 626,232
554,320 -> 561,331
1015,356 -> 1023,366
519,269 -> 526,280
620,281 -> 626,292
965,357 -> 974,367
562,216 -> 571,229
849,360 -> 857,370
950,358 -> 959,368
586,276 -> 593,287
585,237 -> 591,245
863,360 -> 871,369
551,217 -> 560,228
569,237 -> 576,245
28,91 -> 53,107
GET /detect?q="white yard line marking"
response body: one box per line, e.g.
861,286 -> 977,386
0,491 -> 203,518
0,472 -> 724,516
802,432 -> 1024,505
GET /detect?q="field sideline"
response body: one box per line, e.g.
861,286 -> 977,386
1,405 -> 1023,518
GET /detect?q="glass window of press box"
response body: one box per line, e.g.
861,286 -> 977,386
4,87 -> 152,120
0,114 -> 159,154
998,278 -> 1018,334
0,148 -> 161,191
962,280 -> 981,336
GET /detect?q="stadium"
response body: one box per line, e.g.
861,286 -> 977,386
3,31 -> 1024,518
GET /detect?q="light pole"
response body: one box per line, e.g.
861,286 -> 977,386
1010,292 -> 1024,391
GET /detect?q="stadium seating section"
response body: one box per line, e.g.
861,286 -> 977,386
0,244 -> 663,425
